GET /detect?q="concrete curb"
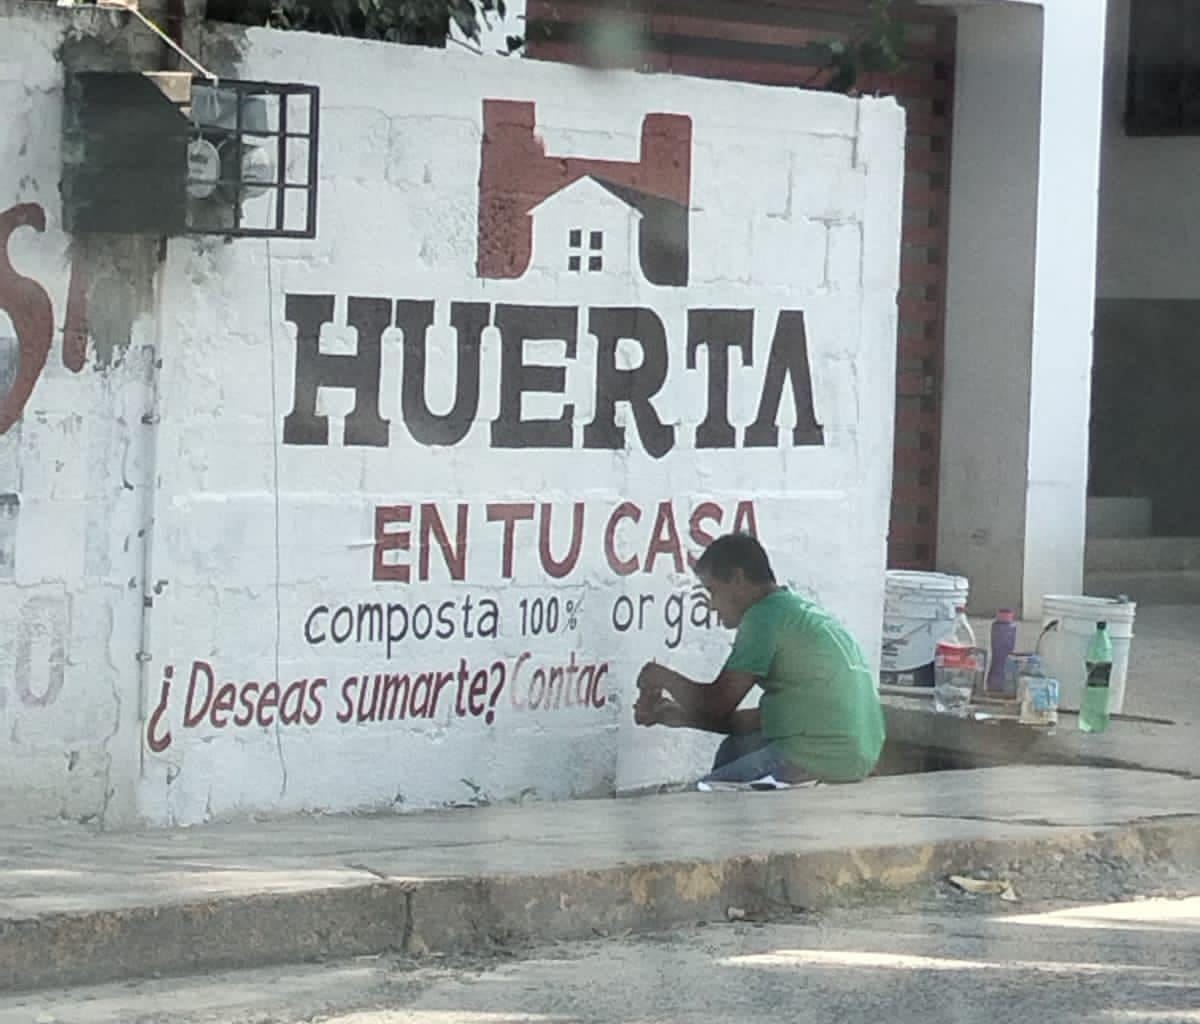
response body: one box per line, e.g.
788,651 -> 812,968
4,817 -> 1200,993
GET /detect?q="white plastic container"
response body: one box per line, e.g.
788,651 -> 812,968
1039,595 -> 1136,714
881,571 -> 970,680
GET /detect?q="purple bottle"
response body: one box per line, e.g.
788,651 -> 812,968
987,609 -> 1018,694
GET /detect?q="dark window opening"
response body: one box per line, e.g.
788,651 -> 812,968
1126,0 -> 1200,135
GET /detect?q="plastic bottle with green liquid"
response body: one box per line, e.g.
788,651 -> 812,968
1079,621 -> 1113,734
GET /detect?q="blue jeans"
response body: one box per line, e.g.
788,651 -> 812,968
702,732 -> 812,785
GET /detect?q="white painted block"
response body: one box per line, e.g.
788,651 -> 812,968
750,216 -> 827,291
826,222 -> 864,293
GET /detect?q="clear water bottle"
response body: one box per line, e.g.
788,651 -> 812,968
934,606 -> 980,715
1079,621 -> 1113,734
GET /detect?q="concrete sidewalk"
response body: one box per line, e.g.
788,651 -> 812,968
871,604 -> 1199,778
4,766 -> 1200,993
880,695 -> 1199,777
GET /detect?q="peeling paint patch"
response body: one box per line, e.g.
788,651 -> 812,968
15,594 -> 67,708
0,330 -> 14,399
193,21 -> 251,79
0,492 -> 16,577
54,21 -> 145,76
68,236 -> 159,369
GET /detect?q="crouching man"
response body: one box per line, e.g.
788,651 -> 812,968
634,533 -> 885,788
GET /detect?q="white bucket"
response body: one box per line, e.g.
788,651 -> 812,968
880,571 -> 970,677
1038,595 -> 1136,714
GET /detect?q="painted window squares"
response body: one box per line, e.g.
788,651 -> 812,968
567,228 -> 604,273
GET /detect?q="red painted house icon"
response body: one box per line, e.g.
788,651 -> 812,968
476,100 -> 692,286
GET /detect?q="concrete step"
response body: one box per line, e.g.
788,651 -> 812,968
1084,569 -> 1200,606
1085,536 -> 1200,572
1087,497 -> 1152,539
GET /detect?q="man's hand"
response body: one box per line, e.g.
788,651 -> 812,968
633,659 -> 757,730
634,661 -> 673,726
634,695 -> 688,728
636,661 -> 670,695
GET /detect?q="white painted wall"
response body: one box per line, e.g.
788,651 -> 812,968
1096,0 -> 1200,300
139,30 -> 905,825
0,5 -> 905,825
935,0 -> 1106,618
0,3 -> 149,826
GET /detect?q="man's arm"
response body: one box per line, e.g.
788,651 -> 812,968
637,699 -> 761,735
637,662 -> 758,723
689,706 -> 760,734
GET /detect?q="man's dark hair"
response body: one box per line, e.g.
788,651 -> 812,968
695,533 -> 776,584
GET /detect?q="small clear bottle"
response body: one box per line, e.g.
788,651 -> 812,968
934,606 -> 979,715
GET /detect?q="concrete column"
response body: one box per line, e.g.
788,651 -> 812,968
1020,0 -> 1107,617
936,3 -> 1042,617
933,0 -> 1106,619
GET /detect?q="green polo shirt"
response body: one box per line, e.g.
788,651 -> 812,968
724,588 -> 885,782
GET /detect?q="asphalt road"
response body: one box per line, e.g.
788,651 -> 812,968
5,889 -> 1200,1024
